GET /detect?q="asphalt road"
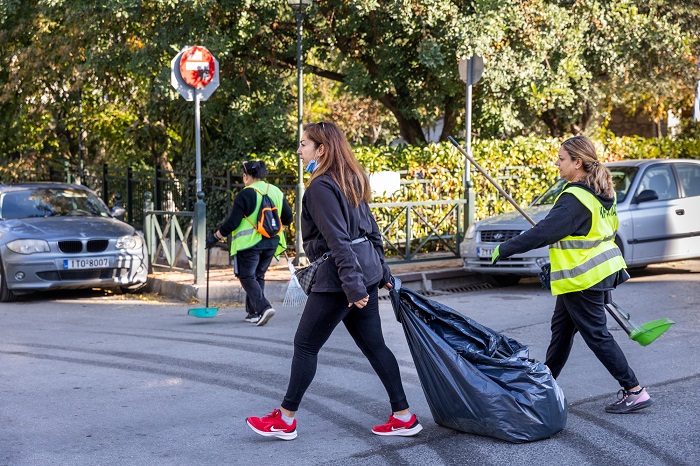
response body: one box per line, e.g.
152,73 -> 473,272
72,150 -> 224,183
1,261 -> 699,465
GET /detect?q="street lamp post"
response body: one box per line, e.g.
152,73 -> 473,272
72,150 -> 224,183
288,0 -> 312,265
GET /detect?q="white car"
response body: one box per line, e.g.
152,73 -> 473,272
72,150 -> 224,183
460,159 -> 700,286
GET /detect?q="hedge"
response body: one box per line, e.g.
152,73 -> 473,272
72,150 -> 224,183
251,135 -> 700,223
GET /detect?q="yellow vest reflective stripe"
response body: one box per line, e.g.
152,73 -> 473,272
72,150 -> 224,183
230,181 -> 287,258
549,185 -> 626,296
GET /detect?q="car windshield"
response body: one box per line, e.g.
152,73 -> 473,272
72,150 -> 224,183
0,188 -> 111,219
533,179 -> 567,205
532,165 -> 639,205
609,166 -> 638,202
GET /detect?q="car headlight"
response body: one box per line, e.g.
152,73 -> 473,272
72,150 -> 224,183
116,234 -> 143,250
465,224 -> 477,240
6,239 -> 51,254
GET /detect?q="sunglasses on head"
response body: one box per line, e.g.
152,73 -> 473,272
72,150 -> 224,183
242,161 -> 255,175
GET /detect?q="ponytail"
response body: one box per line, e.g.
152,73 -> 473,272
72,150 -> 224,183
582,162 -> 614,198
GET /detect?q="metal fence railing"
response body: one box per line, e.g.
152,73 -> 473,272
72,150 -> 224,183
5,162 -> 490,281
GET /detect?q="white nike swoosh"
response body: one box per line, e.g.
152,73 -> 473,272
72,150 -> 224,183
391,427 -> 407,431
269,426 -> 292,432
625,401 -> 635,406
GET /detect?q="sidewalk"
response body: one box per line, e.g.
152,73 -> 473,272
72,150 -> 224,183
145,253 -> 476,304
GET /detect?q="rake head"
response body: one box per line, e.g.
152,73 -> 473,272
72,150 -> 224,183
283,260 -> 308,308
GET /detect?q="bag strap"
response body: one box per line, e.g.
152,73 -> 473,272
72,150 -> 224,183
315,236 -> 368,263
242,183 -> 271,230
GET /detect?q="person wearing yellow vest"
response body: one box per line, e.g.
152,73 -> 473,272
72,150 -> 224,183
206,161 -> 292,327
491,136 -> 652,414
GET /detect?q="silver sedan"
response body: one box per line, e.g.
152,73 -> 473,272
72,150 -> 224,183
460,159 -> 700,286
0,182 -> 149,301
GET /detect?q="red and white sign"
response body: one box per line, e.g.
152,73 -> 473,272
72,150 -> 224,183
171,45 -> 219,101
179,46 -> 216,89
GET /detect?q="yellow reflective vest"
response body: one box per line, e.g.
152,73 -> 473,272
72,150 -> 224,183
549,185 -> 626,296
229,180 -> 287,258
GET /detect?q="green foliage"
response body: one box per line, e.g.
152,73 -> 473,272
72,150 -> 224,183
462,0 -> 698,137
1,0 -> 699,185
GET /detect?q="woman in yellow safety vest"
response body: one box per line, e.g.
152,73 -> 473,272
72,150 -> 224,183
207,161 -> 292,327
492,136 -> 652,414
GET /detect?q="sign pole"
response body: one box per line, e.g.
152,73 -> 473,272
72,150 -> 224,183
194,91 -> 202,194
465,58 -> 474,236
458,55 -> 483,238
171,45 -> 219,285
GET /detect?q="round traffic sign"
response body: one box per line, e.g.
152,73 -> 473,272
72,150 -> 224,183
179,46 -> 216,89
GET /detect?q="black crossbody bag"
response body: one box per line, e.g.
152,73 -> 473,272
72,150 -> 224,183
294,236 -> 368,296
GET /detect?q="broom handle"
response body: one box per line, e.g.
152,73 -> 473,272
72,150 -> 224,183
448,136 -> 536,227
206,247 -> 210,307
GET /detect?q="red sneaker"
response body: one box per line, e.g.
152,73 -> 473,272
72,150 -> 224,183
372,414 -> 423,437
246,409 -> 297,440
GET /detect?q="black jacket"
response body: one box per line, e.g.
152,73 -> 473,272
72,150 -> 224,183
301,175 -> 390,302
499,182 -> 621,290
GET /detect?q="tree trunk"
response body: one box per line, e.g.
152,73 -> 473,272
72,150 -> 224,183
378,94 -> 426,144
439,98 -> 460,142
541,109 -> 563,138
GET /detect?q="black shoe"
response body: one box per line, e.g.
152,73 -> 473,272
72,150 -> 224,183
244,313 -> 261,324
605,387 -> 653,414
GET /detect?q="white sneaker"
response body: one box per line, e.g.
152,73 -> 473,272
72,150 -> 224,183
244,314 -> 261,324
256,308 -> 276,327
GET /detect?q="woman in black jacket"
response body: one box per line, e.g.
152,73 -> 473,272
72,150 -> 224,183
246,122 -> 422,440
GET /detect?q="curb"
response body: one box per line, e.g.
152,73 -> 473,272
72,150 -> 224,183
145,266 -> 480,305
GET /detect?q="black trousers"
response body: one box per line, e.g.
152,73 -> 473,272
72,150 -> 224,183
545,288 -> 639,390
281,284 -> 409,413
233,247 -> 275,316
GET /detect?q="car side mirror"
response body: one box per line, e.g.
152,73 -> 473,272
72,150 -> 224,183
634,189 -> 658,204
111,206 -> 126,221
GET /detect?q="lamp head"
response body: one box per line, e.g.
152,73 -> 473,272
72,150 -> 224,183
287,0 -> 312,12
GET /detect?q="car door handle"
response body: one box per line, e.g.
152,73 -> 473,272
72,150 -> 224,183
675,209 -> 685,215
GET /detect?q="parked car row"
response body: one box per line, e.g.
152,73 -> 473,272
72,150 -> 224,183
0,183 -> 149,302
460,159 -> 700,286
3,158 -> 699,300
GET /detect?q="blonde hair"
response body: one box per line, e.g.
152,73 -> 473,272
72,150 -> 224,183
303,122 -> 371,207
561,136 -> 614,197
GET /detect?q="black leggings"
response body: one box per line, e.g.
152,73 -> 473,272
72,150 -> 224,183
545,288 -> 639,390
281,284 -> 409,412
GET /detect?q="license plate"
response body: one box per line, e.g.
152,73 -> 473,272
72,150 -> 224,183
63,258 -> 111,270
477,247 -> 495,259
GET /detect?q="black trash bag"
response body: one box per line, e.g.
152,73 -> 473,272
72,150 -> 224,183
389,277 -> 567,443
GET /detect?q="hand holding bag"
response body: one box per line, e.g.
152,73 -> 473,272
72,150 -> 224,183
294,252 -> 330,296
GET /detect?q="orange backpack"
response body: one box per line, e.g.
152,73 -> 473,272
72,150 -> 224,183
246,185 -> 282,238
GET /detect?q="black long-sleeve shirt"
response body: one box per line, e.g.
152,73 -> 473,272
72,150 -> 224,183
499,182 -> 620,290
218,185 -> 293,250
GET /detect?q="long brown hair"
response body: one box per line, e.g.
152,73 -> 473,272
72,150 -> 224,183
561,136 -> 614,197
303,122 -> 371,207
